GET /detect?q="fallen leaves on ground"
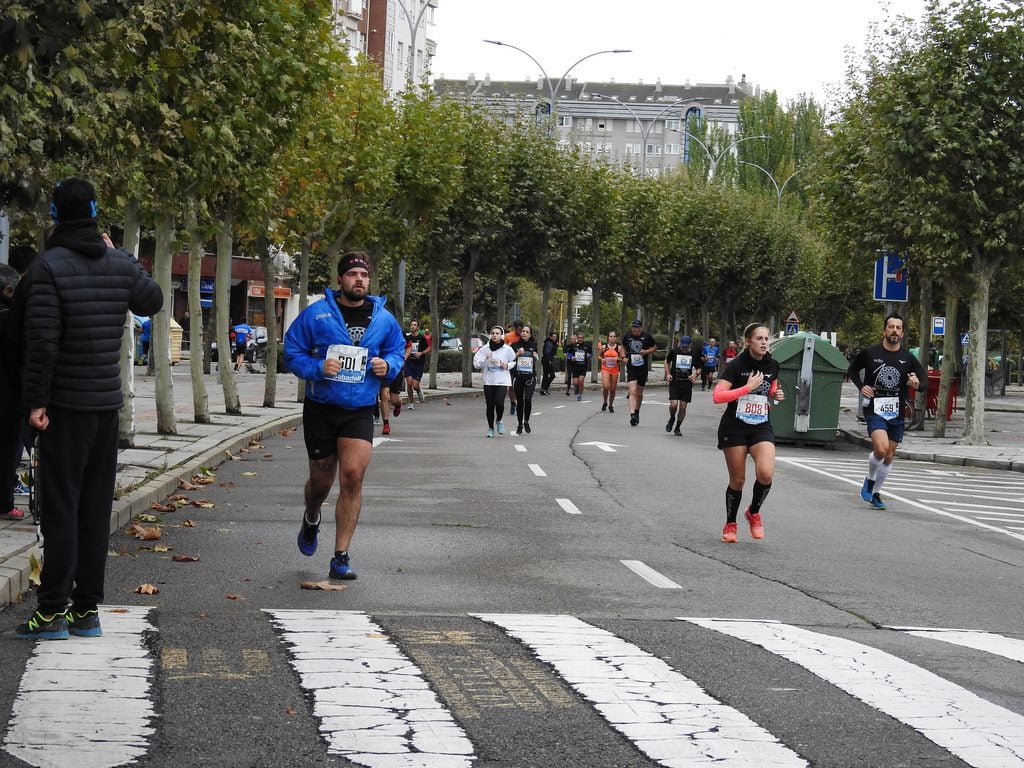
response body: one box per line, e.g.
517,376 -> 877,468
182,519 -> 197,528
137,512 -> 164,522
225,450 -> 240,461
148,503 -> 174,514
219,481 -> 236,489
126,523 -> 162,540
241,471 -> 257,477
279,427 -> 296,437
300,580 -> 348,591
190,474 -> 215,485
138,544 -> 172,553
248,438 -> 263,449
135,583 -> 159,595
284,706 -> 296,716
225,593 -> 244,600
263,453 -> 273,459
28,554 -> 41,586
178,480 -> 199,491
190,499 -> 216,509
111,608 -> 129,613
167,494 -> 189,502
172,554 -> 200,562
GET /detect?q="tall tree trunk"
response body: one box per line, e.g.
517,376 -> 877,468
566,289 -> 576,338
216,212 -> 241,415
460,269 -> 476,387
495,272 -> 507,327
185,201 -> 210,423
539,280 -> 551,337
933,278 -> 960,438
961,251 -> 999,445
118,201 -> 141,447
153,215 -> 176,434
258,234 -> 279,408
295,236 -> 312,403
912,276 -> 932,431
428,265 -> 440,390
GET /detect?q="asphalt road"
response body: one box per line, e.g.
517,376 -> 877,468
0,389 -> 1021,768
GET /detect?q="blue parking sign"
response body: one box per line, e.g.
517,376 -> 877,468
874,252 -> 909,302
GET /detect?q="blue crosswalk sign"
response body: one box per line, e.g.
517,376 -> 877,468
874,252 -> 908,302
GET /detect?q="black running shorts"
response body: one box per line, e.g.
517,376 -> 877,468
303,400 -> 375,459
717,423 -> 775,451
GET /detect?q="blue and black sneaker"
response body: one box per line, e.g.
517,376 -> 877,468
329,553 -> 357,580
16,609 -> 69,640
297,515 -> 320,556
869,493 -> 887,510
860,477 -> 874,503
68,608 -> 103,637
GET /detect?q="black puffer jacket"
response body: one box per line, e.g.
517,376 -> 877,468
20,221 -> 163,412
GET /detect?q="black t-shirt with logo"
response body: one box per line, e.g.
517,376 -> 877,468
718,349 -> 781,429
338,300 -> 373,343
624,332 -> 656,370
849,343 -> 925,419
666,347 -> 703,379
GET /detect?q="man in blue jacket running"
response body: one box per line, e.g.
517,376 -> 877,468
284,251 -> 405,580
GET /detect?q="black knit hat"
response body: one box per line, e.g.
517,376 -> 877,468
50,178 -> 97,223
338,251 -> 371,275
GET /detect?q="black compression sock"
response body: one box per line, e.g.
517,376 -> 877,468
750,481 -> 772,514
726,486 -> 742,524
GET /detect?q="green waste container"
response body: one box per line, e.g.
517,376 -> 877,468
768,332 -> 848,445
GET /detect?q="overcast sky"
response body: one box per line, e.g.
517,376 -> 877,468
429,0 -> 928,104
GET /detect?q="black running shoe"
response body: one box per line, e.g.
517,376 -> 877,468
665,419 -> 674,432
68,608 -> 102,637
16,610 -> 68,640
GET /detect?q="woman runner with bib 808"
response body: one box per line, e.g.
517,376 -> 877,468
712,323 -> 785,543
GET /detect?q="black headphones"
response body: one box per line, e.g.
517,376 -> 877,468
49,181 -> 98,222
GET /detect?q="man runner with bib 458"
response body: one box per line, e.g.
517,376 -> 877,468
285,252 -> 405,580
847,313 -> 923,511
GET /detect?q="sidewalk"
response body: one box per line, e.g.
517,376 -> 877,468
837,380 -> 1024,471
0,366 -> 480,608
3,368 -> 1021,607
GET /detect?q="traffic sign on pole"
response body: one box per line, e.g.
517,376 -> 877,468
932,316 -> 945,336
874,252 -> 909,302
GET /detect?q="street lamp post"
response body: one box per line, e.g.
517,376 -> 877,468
395,0 -> 432,86
482,40 -> 631,123
737,161 -> 803,209
592,93 -> 693,177
673,131 -> 769,180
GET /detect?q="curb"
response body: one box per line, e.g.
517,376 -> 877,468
837,428 -> 1021,473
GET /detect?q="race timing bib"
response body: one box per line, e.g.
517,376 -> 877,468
326,344 -> 367,383
574,349 -> 585,363
675,355 -> 693,372
603,356 -> 618,369
630,353 -> 644,366
517,356 -> 534,373
736,393 -> 769,425
874,396 -> 900,421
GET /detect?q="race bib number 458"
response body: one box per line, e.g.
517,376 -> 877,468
326,344 -> 368,383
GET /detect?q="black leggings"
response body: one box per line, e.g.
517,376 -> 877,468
513,376 -> 535,426
483,385 -> 507,428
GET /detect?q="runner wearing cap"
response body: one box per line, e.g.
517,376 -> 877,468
664,335 -> 702,435
624,319 -> 657,426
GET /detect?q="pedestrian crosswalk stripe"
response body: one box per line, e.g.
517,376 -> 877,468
3,606 -> 156,768
682,617 -> 1024,768
555,498 -> 581,515
777,457 -> 1024,542
265,609 -> 475,768
888,626 -> 1024,664
476,613 -> 807,767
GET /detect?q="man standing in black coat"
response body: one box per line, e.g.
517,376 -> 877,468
14,178 -> 163,640
540,330 -> 558,395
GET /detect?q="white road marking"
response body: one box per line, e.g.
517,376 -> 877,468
475,614 -> 807,767
528,464 -> 546,477
777,457 -> 1024,542
265,609 -> 474,768
620,560 -> 682,589
372,437 -> 402,447
683,618 -> 1024,768
3,606 -> 156,768
888,626 -> 1024,664
555,498 -> 581,515
514,444 -> 527,452
577,441 -> 625,452
553,405 -> 567,409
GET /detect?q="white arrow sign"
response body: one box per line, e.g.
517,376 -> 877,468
578,441 -> 626,453
372,437 -> 403,447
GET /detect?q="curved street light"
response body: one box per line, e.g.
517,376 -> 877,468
591,93 -> 695,177
675,131 -> 769,180
482,40 -> 631,121
396,0 -> 433,86
737,161 -> 803,209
